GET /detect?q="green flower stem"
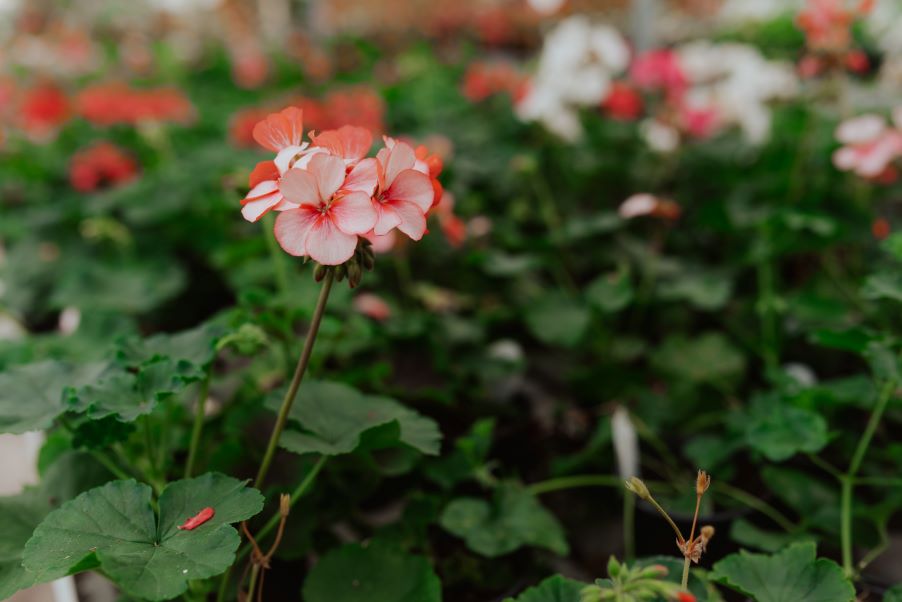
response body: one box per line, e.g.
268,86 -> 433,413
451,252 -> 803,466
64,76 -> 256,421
184,372 -> 211,479
217,456 -> 327,602
681,556 -> 691,591
88,449 -> 132,482
527,474 -> 623,495
623,492 -> 636,561
254,269 -> 334,490
246,564 -> 261,601
712,482 -> 796,533
756,244 -> 779,374
841,377 -> 897,576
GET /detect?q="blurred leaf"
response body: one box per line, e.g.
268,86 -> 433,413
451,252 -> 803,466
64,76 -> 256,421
862,273 -> 902,304
585,271 -> 633,313
0,361 -> 106,434
525,294 -> 590,348
658,270 -> 732,311
303,541 -> 441,602
51,260 -> 185,314
652,333 -> 745,385
744,394 -> 828,462
503,575 -> 586,602
440,484 -> 568,557
729,519 -> 812,553
68,361 -> 177,422
117,322 -> 224,383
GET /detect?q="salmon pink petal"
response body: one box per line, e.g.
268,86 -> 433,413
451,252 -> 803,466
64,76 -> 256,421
373,204 -> 403,236
343,158 -> 378,195
386,169 -> 434,213
249,160 -> 279,188
274,207 -> 319,256
241,194 -> 281,222
393,201 -> 428,241
305,217 -> 359,265
280,168 -> 321,207
382,141 -> 416,187
312,125 -> 373,162
832,147 -> 857,171
253,107 -> 305,152
274,144 -> 311,174
273,198 -> 300,211
330,191 -> 378,235
309,154 -> 347,200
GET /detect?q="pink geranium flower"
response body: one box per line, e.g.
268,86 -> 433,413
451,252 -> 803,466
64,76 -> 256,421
241,107 -> 321,222
274,154 -> 378,265
832,114 -> 902,180
629,50 -> 687,99
370,139 -> 435,240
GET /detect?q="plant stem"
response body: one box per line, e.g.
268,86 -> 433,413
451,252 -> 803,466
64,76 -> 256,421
527,474 -> 623,495
839,377 -> 897,576
712,482 -> 796,532
246,564 -> 260,602
88,450 -> 132,482
185,373 -> 211,479
756,250 -> 779,374
254,269 -> 334,490
217,457 -> 327,602
623,492 -> 635,561
241,456 -> 327,562
681,556 -> 691,591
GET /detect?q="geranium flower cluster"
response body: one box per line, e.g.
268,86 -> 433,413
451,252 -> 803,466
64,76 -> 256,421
833,111 -> 902,182
241,107 -> 439,265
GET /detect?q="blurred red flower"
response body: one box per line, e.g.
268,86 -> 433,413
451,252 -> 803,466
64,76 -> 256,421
19,83 -> 70,140
601,82 -> 644,121
69,142 -> 138,192
76,83 -> 194,126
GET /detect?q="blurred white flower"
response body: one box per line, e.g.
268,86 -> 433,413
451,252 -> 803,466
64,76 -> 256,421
612,406 -> 639,480
619,194 -> 657,218
147,0 -> 222,14
517,16 -> 629,141
527,0 -> 566,16
58,307 -> 82,335
641,119 -> 680,153
0,314 -> 24,342
677,41 -> 798,144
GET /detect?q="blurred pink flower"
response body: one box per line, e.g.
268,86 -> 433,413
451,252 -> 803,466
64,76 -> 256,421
833,114 -> 902,180
353,293 -> 392,321
629,50 -> 687,98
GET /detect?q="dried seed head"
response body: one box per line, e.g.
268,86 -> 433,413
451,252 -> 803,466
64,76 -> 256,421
624,476 -> 651,501
279,494 -> 291,518
695,470 -> 711,496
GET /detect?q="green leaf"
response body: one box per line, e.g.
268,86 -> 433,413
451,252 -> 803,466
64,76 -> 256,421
269,381 -> 441,457
68,361 -> 176,422
50,260 -> 185,314
117,323 -> 225,383
658,270 -> 733,311
744,394 -> 828,461
712,542 -> 854,602
0,361 -> 106,434
729,519 -> 813,553
303,540 -> 441,602
652,333 -> 745,385
885,585 -> 902,602
0,452 -> 116,599
585,271 -> 633,313
440,484 -> 568,557
23,473 -> 263,601
524,294 -> 590,348
862,272 -> 902,304
503,575 -> 586,602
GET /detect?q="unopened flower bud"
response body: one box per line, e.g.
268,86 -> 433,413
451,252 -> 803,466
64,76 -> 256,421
696,470 -> 711,495
314,263 -> 329,282
637,564 -> 668,579
348,260 -> 363,288
607,556 -> 621,578
334,263 -> 347,282
625,476 -> 651,501
700,525 -> 714,542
